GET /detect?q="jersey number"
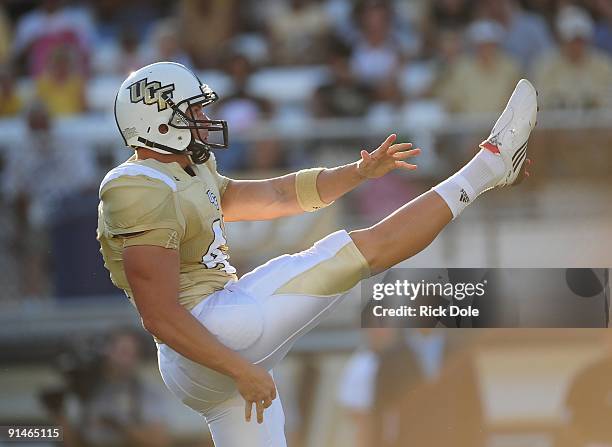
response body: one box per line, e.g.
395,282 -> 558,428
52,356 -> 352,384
202,219 -> 236,274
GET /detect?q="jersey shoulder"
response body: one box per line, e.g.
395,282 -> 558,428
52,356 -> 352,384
202,152 -> 230,195
99,162 -> 183,236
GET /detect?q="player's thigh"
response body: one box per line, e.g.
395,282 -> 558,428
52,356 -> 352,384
236,230 -> 369,299
245,290 -> 349,369
185,230 -> 368,369
233,230 -> 370,368
206,388 -> 287,447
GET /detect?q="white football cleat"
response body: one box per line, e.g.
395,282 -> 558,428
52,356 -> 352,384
480,79 -> 538,187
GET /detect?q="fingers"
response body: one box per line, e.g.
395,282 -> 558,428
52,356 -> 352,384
392,148 -> 421,159
370,134 -> 397,158
395,160 -> 418,170
387,142 -> 413,154
245,394 -> 275,424
254,398 -> 274,424
360,149 -> 371,162
365,136 -> 420,163
246,400 -> 271,424
245,401 -> 253,422
256,400 -> 265,424
367,144 -> 419,162
379,133 -> 397,152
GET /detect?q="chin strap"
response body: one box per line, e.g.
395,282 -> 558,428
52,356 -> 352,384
187,140 -> 211,164
137,137 -> 183,155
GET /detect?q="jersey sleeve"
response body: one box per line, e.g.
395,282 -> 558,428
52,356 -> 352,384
204,153 -> 231,196
100,176 -> 185,248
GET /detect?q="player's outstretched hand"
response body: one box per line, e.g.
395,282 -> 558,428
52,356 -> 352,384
236,363 -> 277,424
357,133 -> 421,179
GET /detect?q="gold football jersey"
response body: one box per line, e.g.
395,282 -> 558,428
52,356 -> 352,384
97,153 -> 237,310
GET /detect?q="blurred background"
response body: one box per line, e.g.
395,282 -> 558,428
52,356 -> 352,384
0,0 -> 611,446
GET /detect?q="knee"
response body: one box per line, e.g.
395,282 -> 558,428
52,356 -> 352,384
349,228 -> 387,275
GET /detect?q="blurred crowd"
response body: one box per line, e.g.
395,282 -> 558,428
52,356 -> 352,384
0,0 -> 611,120
30,326 -> 612,447
39,328 -> 172,447
0,0 -> 611,301
336,328 -> 612,447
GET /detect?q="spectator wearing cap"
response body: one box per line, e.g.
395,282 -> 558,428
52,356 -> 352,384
534,5 -> 612,110
480,0 -> 554,71
435,20 -> 520,115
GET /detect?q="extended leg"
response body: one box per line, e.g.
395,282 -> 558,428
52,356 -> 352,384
350,190 -> 453,274
351,79 -> 538,274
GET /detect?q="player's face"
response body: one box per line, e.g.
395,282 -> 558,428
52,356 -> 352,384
187,103 -> 210,143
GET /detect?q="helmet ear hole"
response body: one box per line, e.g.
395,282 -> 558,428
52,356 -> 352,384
158,124 -> 169,134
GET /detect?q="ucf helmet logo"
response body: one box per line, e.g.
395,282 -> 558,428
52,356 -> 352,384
127,78 -> 175,111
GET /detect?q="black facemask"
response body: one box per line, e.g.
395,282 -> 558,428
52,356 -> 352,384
162,88 -> 229,164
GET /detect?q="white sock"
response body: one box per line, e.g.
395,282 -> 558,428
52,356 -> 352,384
433,149 -> 505,219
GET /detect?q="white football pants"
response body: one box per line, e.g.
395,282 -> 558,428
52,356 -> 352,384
157,230 -> 370,447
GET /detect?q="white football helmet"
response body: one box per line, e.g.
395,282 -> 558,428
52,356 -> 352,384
114,62 -> 228,164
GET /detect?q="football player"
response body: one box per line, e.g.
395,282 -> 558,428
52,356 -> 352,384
98,62 -> 536,446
